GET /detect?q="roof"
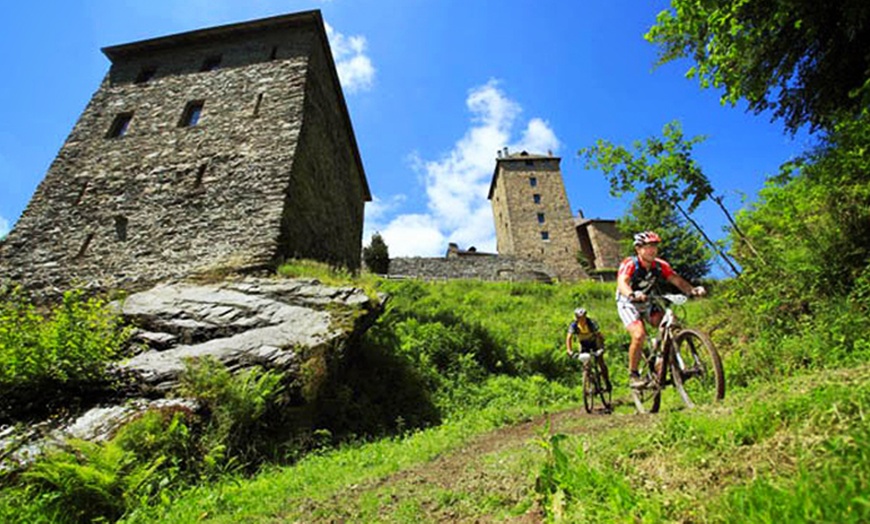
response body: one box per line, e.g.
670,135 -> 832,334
102,10 -> 371,201
487,150 -> 560,199
575,217 -> 617,228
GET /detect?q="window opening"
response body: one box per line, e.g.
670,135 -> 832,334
525,160 -> 534,166
269,46 -> 278,60
253,93 -> 264,117
201,55 -> 222,72
179,101 -> 204,127
134,67 -> 156,84
114,216 -> 128,242
533,194 -> 541,204
106,112 -> 133,138
529,177 -> 537,187
537,213 -> 545,224
75,233 -> 94,259
541,231 -> 550,241
194,164 -> 207,188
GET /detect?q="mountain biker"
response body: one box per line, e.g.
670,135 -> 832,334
566,307 -> 611,391
616,231 -> 706,389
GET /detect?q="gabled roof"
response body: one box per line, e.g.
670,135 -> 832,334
102,10 -> 371,201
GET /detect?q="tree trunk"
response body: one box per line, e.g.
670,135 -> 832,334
674,202 -> 742,276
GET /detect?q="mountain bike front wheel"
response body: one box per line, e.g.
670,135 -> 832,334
631,351 -> 663,414
672,329 -> 725,408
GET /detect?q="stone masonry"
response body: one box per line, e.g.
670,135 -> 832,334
389,255 -> 555,282
488,151 -> 588,281
0,11 -> 370,297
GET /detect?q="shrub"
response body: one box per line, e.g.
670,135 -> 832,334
0,288 -> 130,421
175,357 -> 286,466
362,233 -> 390,275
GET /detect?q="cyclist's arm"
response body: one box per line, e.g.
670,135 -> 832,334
616,271 -> 634,299
565,331 -> 574,355
666,273 -> 705,296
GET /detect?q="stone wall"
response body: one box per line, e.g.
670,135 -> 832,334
388,256 -> 555,282
277,37 -> 366,268
0,12 -> 368,297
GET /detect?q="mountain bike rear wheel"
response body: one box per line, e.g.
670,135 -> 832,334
672,329 -> 725,407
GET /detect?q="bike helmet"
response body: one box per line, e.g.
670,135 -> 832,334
633,230 -> 662,247
574,307 -> 587,317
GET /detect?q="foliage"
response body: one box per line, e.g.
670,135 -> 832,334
362,232 -> 390,275
0,287 -> 130,421
618,189 -> 711,282
175,357 -> 286,467
579,120 -> 725,276
580,120 -> 712,213
724,112 -> 870,342
646,0 -> 870,134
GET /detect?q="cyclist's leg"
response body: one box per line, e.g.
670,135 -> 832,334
618,302 -> 647,371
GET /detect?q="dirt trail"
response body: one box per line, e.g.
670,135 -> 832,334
296,399 -> 648,523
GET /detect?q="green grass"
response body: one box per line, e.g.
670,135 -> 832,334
536,366 -> 870,523
119,375 -> 582,523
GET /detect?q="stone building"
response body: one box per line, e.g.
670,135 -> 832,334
576,215 -> 623,274
0,10 -> 370,296
488,150 -> 589,281
488,149 -> 623,281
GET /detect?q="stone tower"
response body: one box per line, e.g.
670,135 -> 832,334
0,11 -> 370,297
487,150 -> 587,281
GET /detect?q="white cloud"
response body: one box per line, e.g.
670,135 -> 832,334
373,79 -> 561,257
0,216 -> 9,239
379,214 -> 446,257
325,22 -> 375,93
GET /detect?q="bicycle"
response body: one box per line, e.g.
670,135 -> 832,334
631,293 -> 725,414
572,348 -> 612,414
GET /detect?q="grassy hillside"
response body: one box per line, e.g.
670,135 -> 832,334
3,274 -> 868,523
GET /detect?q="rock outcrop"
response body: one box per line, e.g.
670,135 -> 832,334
0,277 -> 383,472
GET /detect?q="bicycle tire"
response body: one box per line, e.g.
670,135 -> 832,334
596,361 -> 613,413
672,328 -> 725,407
582,360 -> 612,414
631,347 -> 663,414
582,365 -> 595,413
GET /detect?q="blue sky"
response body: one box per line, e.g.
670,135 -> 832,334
0,1 -> 811,271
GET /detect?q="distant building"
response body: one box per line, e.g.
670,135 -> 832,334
488,149 -> 621,281
0,11 -> 370,296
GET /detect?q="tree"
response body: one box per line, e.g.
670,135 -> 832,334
646,0 -> 870,134
579,120 -> 741,276
363,233 -> 390,275
620,189 -> 711,282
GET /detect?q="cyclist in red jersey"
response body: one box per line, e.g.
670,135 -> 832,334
616,231 -> 706,388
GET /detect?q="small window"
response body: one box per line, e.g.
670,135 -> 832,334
134,67 -> 157,84
529,177 -> 537,187
541,231 -> 550,241
537,213 -> 545,224
114,216 -> 128,242
252,93 -> 264,118
200,55 -> 222,72
106,112 -> 133,138
533,194 -> 541,204
179,101 -> 204,127
525,160 -> 534,166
